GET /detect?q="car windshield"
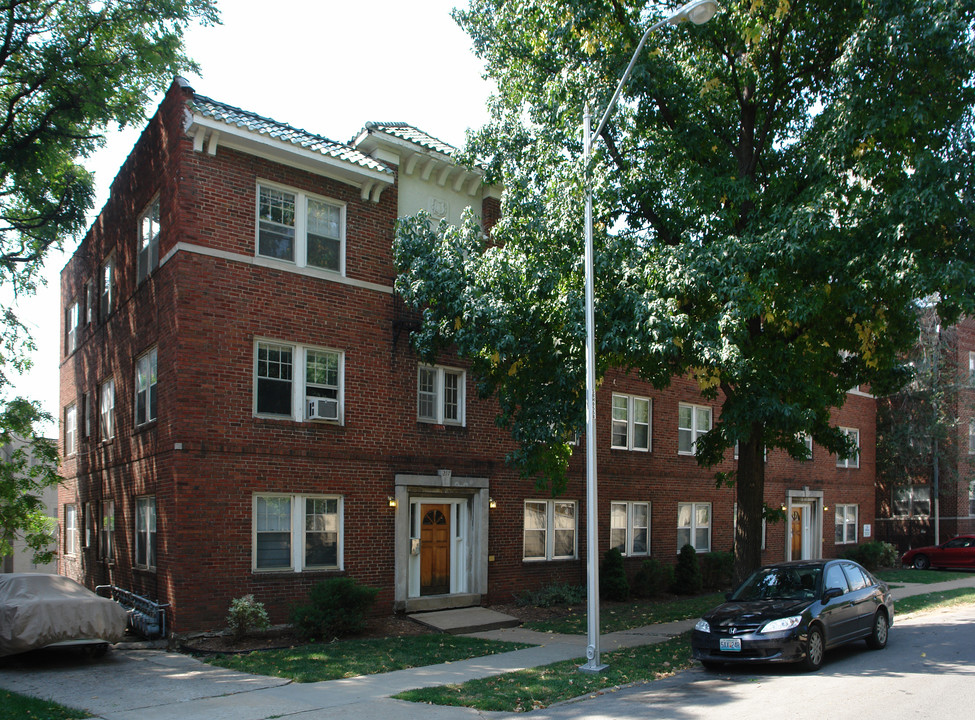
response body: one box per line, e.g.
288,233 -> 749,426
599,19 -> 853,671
731,566 -> 822,602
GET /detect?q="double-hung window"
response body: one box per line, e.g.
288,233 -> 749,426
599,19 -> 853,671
611,394 -> 651,451
836,427 -> 860,468
64,403 -> 77,456
138,197 -> 160,284
417,365 -> 465,426
135,347 -> 157,427
610,501 -> 650,556
84,502 -> 95,549
678,403 -> 712,455
257,183 -> 345,273
523,500 -> 577,560
254,341 -> 344,422
893,486 -> 931,517
135,496 -> 156,570
82,393 -> 92,440
969,481 -> 975,517
100,500 -> 115,562
64,504 -> 78,556
253,494 -> 343,572
969,419 -> 974,455
85,280 -> 95,325
970,352 -> 975,383
100,256 -> 114,319
834,504 -> 858,544
100,378 -> 115,440
66,300 -> 79,354
677,502 -> 711,552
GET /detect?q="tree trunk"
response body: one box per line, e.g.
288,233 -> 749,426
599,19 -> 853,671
734,423 -> 766,586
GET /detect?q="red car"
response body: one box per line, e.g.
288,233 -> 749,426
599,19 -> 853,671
901,535 -> 975,570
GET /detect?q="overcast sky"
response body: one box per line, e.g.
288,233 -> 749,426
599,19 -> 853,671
11,0 -> 493,435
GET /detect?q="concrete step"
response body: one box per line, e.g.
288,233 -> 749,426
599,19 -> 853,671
407,606 -> 522,634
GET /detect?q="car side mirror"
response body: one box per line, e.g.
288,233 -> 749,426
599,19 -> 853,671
823,587 -> 844,602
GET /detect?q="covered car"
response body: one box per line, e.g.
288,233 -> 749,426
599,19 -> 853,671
0,573 -> 128,657
901,535 -> 975,570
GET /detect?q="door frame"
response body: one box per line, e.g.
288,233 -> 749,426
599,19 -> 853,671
784,489 -> 824,561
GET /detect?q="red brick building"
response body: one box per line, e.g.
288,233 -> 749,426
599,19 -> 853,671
58,79 -> 879,633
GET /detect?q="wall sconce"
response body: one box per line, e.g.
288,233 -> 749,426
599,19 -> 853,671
823,505 -> 829,512
489,497 -> 497,509
781,504 -> 788,512
388,496 -> 398,508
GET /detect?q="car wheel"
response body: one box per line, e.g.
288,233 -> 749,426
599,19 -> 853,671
866,611 -> 889,650
801,626 -> 825,672
913,555 -> 930,570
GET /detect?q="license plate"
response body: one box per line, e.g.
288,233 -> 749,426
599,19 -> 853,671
719,638 -> 742,652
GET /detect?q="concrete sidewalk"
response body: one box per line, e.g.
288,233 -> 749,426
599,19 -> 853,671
1,574 -> 972,720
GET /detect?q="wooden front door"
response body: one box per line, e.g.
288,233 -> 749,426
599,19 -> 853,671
420,504 -> 451,595
791,506 -> 804,559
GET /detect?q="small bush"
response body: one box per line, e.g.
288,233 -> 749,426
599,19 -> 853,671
842,541 -> 899,571
227,594 -> 270,640
290,577 -> 378,641
700,551 -> 734,590
672,544 -> 703,595
599,547 -> 630,601
514,583 -> 586,607
631,558 -> 673,599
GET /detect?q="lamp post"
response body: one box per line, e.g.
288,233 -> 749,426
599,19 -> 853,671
579,0 -> 718,674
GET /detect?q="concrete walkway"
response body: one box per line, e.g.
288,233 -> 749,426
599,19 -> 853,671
1,575 -> 972,720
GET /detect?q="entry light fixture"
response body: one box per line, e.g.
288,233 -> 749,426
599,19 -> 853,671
388,496 -> 398,508
489,497 -> 497,509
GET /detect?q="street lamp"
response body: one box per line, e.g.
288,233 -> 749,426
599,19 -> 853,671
579,0 -> 719,674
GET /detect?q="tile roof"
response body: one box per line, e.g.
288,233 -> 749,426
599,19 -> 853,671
362,122 -> 460,158
189,94 -> 393,176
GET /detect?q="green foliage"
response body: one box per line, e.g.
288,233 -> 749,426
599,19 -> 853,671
289,577 -> 378,642
629,558 -> 673,599
599,547 -> 630,601
0,689 -> 91,720
843,541 -> 899,571
672,545 -> 703,595
514,582 -> 586,608
226,594 -> 270,640
699,551 -> 734,590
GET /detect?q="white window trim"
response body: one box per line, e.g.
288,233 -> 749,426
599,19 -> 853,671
970,351 -> 975,382
836,427 -> 860,468
64,504 -> 78,556
64,403 -> 77,456
523,499 -> 577,561
835,504 -> 858,544
417,364 -> 466,426
85,279 -> 95,325
677,501 -> 712,553
255,181 -> 347,276
252,493 -> 344,573
253,340 -> 345,424
100,499 -> 115,562
134,495 -> 157,571
100,255 -> 115,320
611,394 -> 651,452
66,300 -> 79,354
678,403 -> 712,456
134,347 -> 158,428
800,432 -> 813,459
893,485 -> 931,518
100,377 -> 115,441
610,501 -> 651,556
84,502 -> 95,549
969,418 -> 974,455
137,196 -> 160,284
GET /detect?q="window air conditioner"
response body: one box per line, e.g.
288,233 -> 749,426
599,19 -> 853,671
306,397 -> 339,421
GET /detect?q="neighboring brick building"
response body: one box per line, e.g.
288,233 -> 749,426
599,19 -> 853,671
58,79 -> 879,634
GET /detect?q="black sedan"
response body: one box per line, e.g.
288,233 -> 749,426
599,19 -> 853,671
691,559 -> 894,671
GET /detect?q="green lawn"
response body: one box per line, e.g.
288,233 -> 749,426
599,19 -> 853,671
894,587 -> 975,615
525,593 -> 725,634
0,690 -> 90,720
200,634 -> 531,682
876,568 -> 972,584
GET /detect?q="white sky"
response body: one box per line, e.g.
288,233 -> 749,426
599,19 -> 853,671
10,0 -> 493,435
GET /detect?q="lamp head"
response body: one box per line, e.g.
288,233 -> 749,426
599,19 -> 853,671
670,0 -> 719,25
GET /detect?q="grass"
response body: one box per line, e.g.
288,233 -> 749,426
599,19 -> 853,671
394,632 -> 694,712
199,634 -> 531,682
894,587 -> 975,615
525,593 -> 726,634
876,568 -> 971,584
0,690 -> 91,720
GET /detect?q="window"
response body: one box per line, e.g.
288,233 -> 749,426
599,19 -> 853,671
417,365 -> 465,426
64,504 -> 78,556
969,419 -> 974,455
611,394 -> 651,451
138,197 -> 160,283
835,504 -> 858,544
66,300 -> 79,354
257,183 -> 345,273
893,486 -> 931,517
85,279 -> 95,325
253,494 -> 342,572
135,347 -> 157,427
836,427 -> 860,468
970,481 -> 975,517
610,501 -> 650,556
135,496 -> 157,570
678,403 -> 712,455
100,500 -> 115,562
800,433 -> 813,459
677,502 -> 711,552
523,500 -> 577,560
99,378 -> 115,440
255,341 -> 344,422
81,393 -> 92,440
970,352 -> 975,382
100,256 -> 114,319
84,502 -> 95,549
64,403 -> 77,456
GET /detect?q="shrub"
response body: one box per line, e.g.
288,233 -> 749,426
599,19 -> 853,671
630,558 -> 673,599
227,594 -> 270,640
290,577 -> 378,641
699,551 -> 734,590
599,547 -> 630,601
672,544 -> 703,595
514,583 -> 586,607
842,541 -> 899,571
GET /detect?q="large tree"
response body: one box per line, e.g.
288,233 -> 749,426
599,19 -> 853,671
395,0 -> 975,584
0,0 -> 218,563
